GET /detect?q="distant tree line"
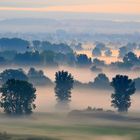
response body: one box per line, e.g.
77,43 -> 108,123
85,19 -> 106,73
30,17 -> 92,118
0,38 -> 139,71
0,38 -> 73,53
0,50 -> 140,72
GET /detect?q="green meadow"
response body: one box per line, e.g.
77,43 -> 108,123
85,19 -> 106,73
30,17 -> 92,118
0,112 -> 140,140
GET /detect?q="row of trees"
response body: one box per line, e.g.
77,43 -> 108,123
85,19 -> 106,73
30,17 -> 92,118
92,42 -> 138,58
1,68 -> 140,91
0,38 -> 73,53
0,49 -> 140,71
0,50 -> 89,67
0,70 -> 136,115
0,68 -> 52,86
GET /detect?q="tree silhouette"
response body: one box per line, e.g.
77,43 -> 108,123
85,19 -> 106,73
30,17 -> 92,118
92,47 -> 101,57
91,73 -> 110,89
111,75 -> 136,112
0,79 -> 36,115
123,52 -> 138,65
76,54 -> 92,66
55,71 -> 74,109
92,58 -> 105,67
28,67 -> 52,86
0,69 -> 28,84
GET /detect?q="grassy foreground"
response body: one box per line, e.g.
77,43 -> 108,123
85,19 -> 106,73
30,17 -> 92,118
0,112 -> 139,140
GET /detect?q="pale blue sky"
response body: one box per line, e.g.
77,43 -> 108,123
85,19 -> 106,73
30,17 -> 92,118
0,0 -> 140,7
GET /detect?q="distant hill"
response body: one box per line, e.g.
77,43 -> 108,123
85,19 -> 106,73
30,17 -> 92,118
0,18 -> 140,34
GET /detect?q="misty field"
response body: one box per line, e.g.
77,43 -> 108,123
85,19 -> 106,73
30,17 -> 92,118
0,112 -> 140,140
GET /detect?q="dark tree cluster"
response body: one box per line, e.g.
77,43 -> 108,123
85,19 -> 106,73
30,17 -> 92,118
41,41 -> 73,54
118,43 -> 138,58
92,42 -> 110,57
0,50 -> 77,67
28,68 -> 53,86
0,38 -> 29,52
111,52 -> 140,70
14,51 -> 42,65
76,54 -> 92,67
92,58 -> 106,67
0,69 -> 28,84
0,38 -> 73,54
89,73 -> 111,89
0,68 -> 52,86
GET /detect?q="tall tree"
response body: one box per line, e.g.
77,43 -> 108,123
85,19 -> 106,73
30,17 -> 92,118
55,71 -> 74,109
111,75 -> 136,112
0,79 -> 36,115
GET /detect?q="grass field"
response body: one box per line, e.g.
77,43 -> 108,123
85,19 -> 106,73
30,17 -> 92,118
0,112 -> 140,140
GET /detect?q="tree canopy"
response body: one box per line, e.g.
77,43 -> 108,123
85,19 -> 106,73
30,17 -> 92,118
0,69 -> 28,84
111,75 -> 136,112
55,71 -> 74,109
0,79 -> 36,115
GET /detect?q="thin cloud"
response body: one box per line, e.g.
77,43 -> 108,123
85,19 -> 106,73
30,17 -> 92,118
0,4 -> 139,14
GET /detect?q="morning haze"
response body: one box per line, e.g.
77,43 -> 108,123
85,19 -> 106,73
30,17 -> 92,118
0,0 -> 139,140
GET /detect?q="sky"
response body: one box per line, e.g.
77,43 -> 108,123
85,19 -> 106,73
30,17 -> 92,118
0,0 -> 140,20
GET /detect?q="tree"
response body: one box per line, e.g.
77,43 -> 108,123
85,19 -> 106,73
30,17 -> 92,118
111,75 -> 136,112
0,69 -> 28,84
0,38 -> 29,52
14,51 -> 42,65
92,47 -> 102,57
92,58 -> 105,66
76,54 -> 92,66
55,71 -> 74,109
0,79 -> 36,115
28,67 -> 52,86
40,51 -> 57,66
90,73 -> 110,89
123,52 -> 138,65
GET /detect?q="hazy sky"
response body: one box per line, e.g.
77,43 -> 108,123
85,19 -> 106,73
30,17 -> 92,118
0,0 -> 140,20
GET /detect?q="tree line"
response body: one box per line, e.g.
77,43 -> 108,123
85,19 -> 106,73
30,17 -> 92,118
0,50 -> 140,73
0,38 -> 140,71
0,70 -> 136,115
0,68 -> 140,91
